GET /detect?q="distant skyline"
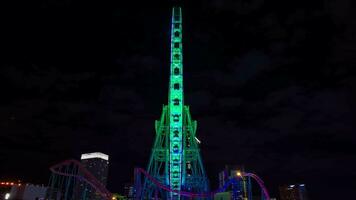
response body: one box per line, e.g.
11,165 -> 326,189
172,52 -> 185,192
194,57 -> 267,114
1,0 -> 356,199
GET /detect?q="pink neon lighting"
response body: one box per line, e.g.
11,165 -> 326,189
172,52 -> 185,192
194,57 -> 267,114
135,168 -> 271,200
50,159 -> 112,200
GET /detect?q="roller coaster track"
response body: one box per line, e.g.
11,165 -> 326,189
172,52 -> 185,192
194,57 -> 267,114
49,159 -> 112,200
134,168 -> 270,199
49,161 -> 270,200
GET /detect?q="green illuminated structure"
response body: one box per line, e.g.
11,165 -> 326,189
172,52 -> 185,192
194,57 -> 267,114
141,6 -> 209,199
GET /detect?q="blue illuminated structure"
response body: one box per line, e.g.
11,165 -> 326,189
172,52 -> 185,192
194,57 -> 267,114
139,6 -> 209,200
134,168 -> 271,200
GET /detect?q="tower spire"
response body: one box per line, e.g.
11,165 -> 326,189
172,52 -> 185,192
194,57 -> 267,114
140,6 -> 209,200
168,6 -> 184,199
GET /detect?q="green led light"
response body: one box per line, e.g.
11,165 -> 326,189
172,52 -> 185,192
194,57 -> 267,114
141,7 -> 209,200
168,7 -> 183,199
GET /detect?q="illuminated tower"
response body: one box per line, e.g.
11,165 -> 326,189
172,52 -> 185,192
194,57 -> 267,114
279,184 -> 309,200
80,152 -> 109,200
80,152 -> 109,186
140,6 -> 209,200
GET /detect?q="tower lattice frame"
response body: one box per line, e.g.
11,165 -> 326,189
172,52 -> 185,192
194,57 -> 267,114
140,6 -> 210,200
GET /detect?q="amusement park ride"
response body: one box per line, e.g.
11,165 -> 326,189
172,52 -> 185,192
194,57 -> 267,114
46,4 -> 271,200
137,6 -> 209,199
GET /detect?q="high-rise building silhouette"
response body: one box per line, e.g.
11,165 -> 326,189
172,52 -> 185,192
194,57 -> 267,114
80,152 -> 109,200
81,152 -> 109,186
279,184 -> 308,200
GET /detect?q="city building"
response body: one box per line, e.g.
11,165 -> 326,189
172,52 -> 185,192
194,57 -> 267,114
80,152 -> 109,186
8,184 -> 47,200
218,165 -> 250,200
279,184 -> 308,200
0,181 -> 22,200
78,152 -> 110,200
123,183 -> 135,199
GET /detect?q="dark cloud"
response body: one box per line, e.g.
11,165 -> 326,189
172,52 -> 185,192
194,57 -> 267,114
210,0 -> 265,14
1,0 -> 356,199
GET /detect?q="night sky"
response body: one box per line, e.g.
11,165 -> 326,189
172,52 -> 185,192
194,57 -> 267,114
1,0 -> 356,199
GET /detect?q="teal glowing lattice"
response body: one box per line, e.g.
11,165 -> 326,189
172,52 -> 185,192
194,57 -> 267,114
140,7 -> 209,200
169,7 -> 184,199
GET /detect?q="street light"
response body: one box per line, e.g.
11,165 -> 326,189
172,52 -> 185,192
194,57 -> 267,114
236,171 -> 242,177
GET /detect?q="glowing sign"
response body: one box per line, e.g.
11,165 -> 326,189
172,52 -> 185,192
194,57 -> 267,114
81,152 -> 109,161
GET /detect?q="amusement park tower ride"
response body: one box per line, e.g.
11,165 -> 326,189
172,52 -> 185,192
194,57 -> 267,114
141,6 -> 210,199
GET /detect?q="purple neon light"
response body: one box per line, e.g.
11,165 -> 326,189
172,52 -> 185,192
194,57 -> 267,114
244,173 -> 270,200
135,168 -> 271,200
50,162 -> 270,200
